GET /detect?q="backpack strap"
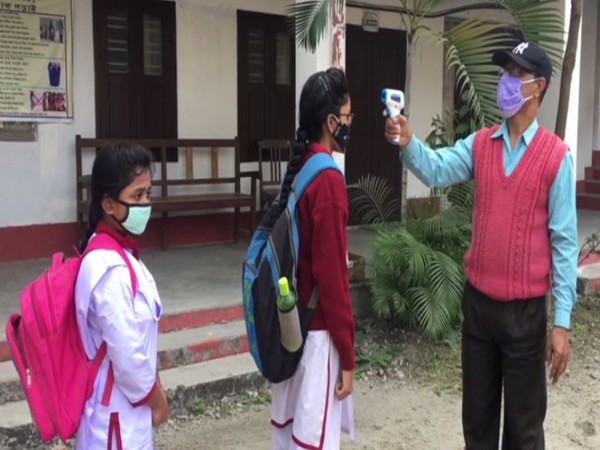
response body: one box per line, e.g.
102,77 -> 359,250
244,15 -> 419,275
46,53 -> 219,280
83,232 -> 139,407
292,153 -> 342,201
84,233 -> 139,297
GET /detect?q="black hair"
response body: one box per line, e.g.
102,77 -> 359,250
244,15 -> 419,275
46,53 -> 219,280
79,143 -> 153,252
537,75 -> 549,104
269,67 -> 349,225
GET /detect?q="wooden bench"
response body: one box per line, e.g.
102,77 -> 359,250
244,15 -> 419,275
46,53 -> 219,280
76,136 -> 258,249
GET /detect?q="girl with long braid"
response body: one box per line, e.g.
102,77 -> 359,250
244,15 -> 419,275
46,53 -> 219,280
75,144 -> 169,449
270,67 -> 356,449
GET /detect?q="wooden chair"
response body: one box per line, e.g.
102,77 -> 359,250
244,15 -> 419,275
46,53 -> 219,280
258,139 -> 292,210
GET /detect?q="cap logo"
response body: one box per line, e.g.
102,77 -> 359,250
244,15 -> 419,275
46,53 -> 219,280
513,42 -> 529,55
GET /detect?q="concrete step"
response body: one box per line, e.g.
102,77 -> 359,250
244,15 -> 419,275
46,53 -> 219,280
578,251 -> 600,295
583,180 -> 600,195
0,353 -> 264,449
578,264 -> 600,294
585,166 -> 600,180
593,150 -> 600,168
0,304 -> 244,364
577,193 -> 600,211
0,320 -> 249,405
158,320 -> 247,369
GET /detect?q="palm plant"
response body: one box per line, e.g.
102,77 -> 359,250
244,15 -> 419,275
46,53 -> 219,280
348,175 -> 399,226
370,226 -> 464,338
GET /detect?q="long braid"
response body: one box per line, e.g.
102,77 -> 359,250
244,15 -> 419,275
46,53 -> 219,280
267,129 -> 308,227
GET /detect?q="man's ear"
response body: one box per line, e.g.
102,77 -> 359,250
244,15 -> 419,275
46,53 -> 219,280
536,78 -> 547,98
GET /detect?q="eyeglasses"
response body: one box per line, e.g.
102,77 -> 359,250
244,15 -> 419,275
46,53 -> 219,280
338,113 -> 355,126
500,65 -> 535,79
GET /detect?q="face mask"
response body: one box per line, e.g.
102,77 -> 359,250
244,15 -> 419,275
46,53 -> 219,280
331,116 -> 351,152
497,72 -> 540,118
115,200 -> 151,236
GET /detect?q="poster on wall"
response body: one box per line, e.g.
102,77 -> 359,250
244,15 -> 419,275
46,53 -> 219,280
0,0 -> 73,122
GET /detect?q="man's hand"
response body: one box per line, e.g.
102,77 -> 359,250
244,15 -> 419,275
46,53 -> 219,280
384,113 -> 412,148
335,369 -> 354,400
546,327 -> 571,385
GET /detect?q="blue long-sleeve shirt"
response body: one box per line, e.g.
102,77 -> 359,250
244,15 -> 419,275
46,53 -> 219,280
401,119 -> 578,328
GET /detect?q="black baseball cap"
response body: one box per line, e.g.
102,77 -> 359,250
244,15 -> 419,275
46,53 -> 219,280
492,42 -> 552,83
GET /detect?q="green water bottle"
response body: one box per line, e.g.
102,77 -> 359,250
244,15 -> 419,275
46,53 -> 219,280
277,277 -> 302,352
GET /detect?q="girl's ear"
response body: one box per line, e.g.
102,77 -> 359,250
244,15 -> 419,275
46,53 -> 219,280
326,114 -> 338,135
101,195 -> 116,216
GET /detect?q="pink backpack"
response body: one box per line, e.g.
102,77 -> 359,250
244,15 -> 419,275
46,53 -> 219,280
5,233 -> 138,443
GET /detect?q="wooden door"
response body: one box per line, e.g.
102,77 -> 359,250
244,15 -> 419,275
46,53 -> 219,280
346,25 -> 406,221
238,11 -> 295,162
93,0 -> 177,142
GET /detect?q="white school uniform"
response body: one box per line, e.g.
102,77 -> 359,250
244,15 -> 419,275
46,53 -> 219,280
74,237 -> 162,450
270,330 -> 357,450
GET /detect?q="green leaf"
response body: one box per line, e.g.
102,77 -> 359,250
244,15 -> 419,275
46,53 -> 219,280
286,0 -> 332,52
348,175 -> 400,225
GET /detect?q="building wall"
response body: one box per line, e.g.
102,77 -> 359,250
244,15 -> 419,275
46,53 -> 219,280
575,0 -> 598,178
0,0 -> 583,260
0,0 -> 96,228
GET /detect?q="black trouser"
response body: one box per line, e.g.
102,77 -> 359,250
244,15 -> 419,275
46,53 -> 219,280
462,282 -> 547,450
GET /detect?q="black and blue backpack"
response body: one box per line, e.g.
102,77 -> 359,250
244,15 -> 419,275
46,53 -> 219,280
242,153 -> 342,383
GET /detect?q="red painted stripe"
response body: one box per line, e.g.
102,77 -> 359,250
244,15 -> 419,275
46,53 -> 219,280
158,305 -> 244,333
0,212 -> 255,262
270,418 -> 294,429
579,251 -> 600,266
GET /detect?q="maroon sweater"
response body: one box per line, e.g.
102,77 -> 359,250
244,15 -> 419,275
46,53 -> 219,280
296,143 -> 356,370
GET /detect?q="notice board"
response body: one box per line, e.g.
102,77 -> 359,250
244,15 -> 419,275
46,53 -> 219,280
0,0 -> 73,121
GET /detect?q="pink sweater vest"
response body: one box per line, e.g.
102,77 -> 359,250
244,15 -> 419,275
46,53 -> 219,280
464,125 -> 567,301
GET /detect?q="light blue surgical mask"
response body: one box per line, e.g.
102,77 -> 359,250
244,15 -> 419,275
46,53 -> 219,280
116,200 -> 151,235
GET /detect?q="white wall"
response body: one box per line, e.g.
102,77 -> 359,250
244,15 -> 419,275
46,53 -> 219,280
574,0 -> 597,179
0,0 -> 96,228
176,0 -> 286,139
0,0 -> 578,229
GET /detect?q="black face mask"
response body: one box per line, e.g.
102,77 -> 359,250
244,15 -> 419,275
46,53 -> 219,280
332,118 -> 351,153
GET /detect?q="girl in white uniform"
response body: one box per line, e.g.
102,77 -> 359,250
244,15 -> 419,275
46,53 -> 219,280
75,144 -> 169,450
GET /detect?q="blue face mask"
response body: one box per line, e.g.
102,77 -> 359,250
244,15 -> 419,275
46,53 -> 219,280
115,200 -> 151,236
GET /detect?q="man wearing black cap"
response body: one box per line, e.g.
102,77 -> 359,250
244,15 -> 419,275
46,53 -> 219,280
384,42 -> 578,449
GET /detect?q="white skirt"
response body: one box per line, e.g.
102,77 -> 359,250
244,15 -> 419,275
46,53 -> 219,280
270,330 -> 357,449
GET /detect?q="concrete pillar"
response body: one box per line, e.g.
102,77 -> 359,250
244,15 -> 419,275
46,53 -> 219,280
295,0 -> 346,98
564,0 -> 582,179
594,3 -> 600,151
332,0 -> 346,70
